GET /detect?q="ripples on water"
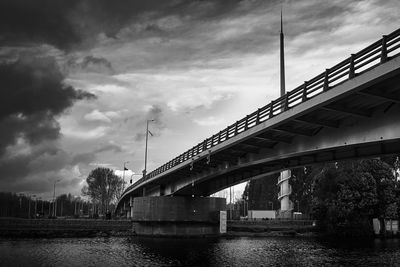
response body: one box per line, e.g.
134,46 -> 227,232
1,236 -> 400,266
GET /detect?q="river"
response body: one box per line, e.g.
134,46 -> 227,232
0,236 -> 399,266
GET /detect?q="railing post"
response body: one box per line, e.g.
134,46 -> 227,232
218,131 -> 222,143
244,115 -> 249,130
203,140 -> 207,151
256,108 -> 260,124
269,100 -> 274,118
381,35 -> 388,63
323,68 -> 330,92
349,54 -> 356,79
225,127 -> 230,140
302,81 -> 308,102
283,94 -> 289,111
234,121 -> 239,135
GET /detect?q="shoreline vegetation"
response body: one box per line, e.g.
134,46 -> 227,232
0,217 -> 397,239
0,217 -> 132,238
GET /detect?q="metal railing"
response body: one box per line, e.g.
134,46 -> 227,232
124,28 -> 400,195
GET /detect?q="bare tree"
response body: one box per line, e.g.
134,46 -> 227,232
82,167 -> 124,214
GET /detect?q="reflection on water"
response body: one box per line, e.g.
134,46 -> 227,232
1,236 -> 400,266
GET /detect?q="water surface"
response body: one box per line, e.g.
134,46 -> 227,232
1,236 -> 399,266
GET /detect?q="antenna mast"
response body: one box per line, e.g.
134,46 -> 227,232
280,3 -> 285,97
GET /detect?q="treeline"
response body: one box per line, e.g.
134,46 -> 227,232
0,192 -> 95,218
245,157 -> 400,236
0,166 -> 124,219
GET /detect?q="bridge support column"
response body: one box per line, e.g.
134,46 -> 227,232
131,196 -> 226,237
277,170 -> 293,218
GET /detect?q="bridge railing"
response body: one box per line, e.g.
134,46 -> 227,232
123,28 -> 400,195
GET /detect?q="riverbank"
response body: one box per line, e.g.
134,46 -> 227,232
0,218 -> 133,238
0,218 -> 318,238
226,219 -> 316,237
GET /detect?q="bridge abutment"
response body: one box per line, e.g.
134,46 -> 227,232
130,196 -> 226,237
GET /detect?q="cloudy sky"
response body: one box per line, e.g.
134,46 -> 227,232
0,0 -> 399,200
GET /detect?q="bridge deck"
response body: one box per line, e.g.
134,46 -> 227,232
119,27 -> 400,203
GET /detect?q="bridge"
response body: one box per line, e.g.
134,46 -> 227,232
116,28 -> 400,236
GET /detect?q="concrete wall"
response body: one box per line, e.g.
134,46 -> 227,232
131,196 -> 226,236
132,196 -> 226,222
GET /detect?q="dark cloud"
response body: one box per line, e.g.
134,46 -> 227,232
0,0 -> 81,50
0,55 -> 95,154
0,0 -> 249,51
0,53 -> 95,188
0,55 -> 95,119
94,144 -> 123,154
66,55 -> 115,74
134,105 -> 165,141
103,0 -> 358,73
0,144 -> 69,191
81,56 -> 114,74
0,142 -> 123,193
71,144 -> 123,165
71,153 -> 96,167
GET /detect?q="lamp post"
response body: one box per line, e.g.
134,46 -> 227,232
74,196 -> 78,216
143,119 -> 154,178
105,172 -> 109,214
40,197 -> 43,214
33,195 -> 37,218
28,196 -> 31,219
123,161 -> 129,190
52,179 -> 61,217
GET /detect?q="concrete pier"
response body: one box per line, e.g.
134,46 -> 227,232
131,196 -> 226,237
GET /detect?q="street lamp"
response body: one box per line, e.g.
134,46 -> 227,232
39,197 -> 43,214
123,161 -> 129,190
143,119 -> 154,178
33,195 -> 37,218
28,195 -> 31,219
52,179 -> 61,217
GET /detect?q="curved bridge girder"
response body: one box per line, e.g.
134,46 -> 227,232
117,34 -> 400,212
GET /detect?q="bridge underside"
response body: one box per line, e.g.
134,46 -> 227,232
117,50 -> 400,213
163,104 -> 400,197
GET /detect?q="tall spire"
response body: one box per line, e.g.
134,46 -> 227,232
280,2 -> 285,97
280,4 -> 283,34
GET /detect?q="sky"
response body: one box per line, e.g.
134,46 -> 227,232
0,0 -> 399,200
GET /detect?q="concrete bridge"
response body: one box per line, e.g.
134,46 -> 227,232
116,28 -> 400,236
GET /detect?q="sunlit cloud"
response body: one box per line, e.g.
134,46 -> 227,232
84,109 -> 112,123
